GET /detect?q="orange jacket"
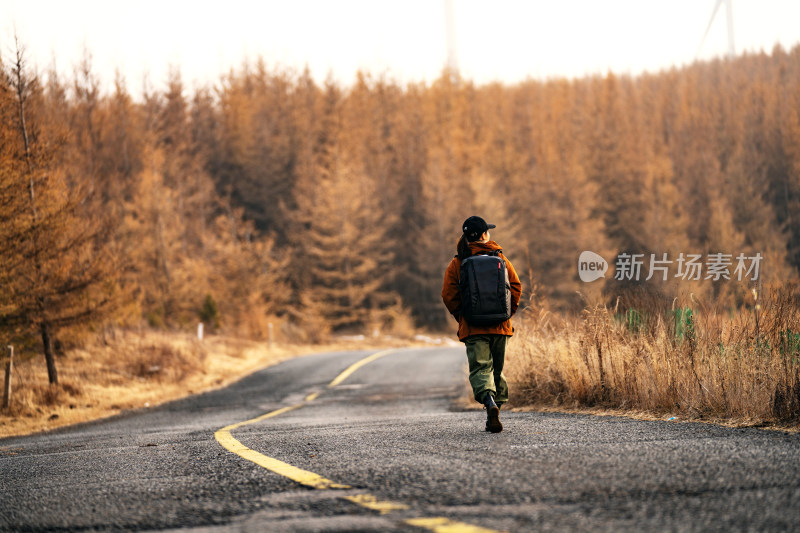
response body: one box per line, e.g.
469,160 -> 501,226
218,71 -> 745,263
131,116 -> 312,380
441,240 -> 522,341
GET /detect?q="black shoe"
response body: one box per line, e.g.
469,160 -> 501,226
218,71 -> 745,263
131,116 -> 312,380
484,394 -> 502,433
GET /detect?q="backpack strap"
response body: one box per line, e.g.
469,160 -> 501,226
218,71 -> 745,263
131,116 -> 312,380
466,250 -> 502,257
459,249 -> 503,259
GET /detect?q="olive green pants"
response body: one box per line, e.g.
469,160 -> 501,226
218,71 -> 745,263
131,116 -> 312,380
464,334 -> 509,405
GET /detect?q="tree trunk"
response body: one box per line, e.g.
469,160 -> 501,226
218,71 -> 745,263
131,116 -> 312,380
41,322 -> 58,385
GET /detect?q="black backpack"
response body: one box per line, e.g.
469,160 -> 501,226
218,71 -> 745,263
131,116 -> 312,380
459,250 -> 512,326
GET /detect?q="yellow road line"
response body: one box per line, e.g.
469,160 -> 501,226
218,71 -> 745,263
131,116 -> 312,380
327,348 -> 396,388
343,493 -> 409,514
304,391 -> 320,402
215,404 -> 348,490
215,427 -> 350,489
214,350 -> 399,489
214,348 -> 502,533
220,404 -> 302,432
405,517 -> 504,533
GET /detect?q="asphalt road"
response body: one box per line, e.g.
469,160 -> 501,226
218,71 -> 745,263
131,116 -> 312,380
1,346 -> 799,532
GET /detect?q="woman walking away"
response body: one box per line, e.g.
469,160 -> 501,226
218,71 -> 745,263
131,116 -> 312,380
441,216 -> 522,433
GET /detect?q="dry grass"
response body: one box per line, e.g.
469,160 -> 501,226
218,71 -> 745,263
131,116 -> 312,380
505,283 -> 800,428
0,328 -> 439,438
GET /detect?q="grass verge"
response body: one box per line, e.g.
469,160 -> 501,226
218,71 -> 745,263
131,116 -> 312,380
503,284 -> 800,431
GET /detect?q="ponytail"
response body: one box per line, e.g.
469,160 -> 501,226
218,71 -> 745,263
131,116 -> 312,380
456,234 -> 471,261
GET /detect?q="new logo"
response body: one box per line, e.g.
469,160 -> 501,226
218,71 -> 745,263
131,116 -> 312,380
578,251 -> 608,282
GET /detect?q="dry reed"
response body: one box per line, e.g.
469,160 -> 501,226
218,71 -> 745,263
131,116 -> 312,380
507,283 -> 800,425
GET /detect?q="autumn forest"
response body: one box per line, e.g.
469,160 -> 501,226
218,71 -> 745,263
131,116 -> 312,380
3,41 -> 800,385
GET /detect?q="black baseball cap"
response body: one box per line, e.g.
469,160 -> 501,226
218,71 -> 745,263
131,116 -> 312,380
462,216 -> 496,238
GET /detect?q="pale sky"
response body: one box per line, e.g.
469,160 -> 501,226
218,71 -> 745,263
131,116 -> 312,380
3,0 -> 800,94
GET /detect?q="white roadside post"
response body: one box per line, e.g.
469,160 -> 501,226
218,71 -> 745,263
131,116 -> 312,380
268,323 -> 274,349
197,323 -> 204,342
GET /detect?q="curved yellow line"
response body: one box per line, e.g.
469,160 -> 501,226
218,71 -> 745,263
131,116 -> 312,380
405,517 -> 504,533
215,403 -> 349,489
214,427 -> 349,490
327,349 -> 396,388
213,350 -> 398,489
214,348 -> 503,532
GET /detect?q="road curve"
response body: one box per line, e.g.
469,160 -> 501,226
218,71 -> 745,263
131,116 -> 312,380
1,346 -> 799,532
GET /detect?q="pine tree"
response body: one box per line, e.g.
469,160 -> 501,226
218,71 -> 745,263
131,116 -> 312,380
0,43 -> 120,384
288,80 -> 397,334
514,78 -> 611,308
